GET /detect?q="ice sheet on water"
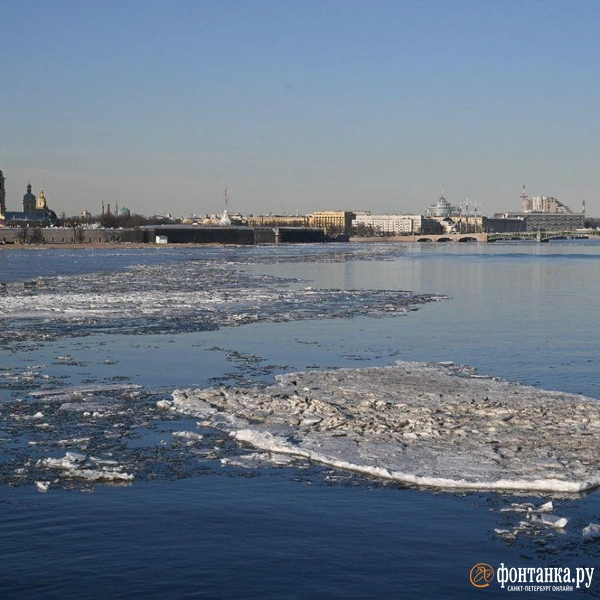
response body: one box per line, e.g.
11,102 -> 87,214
0,253 -> 443,343
30,383 -> 142,398
0,376 -> 169,488
172,360 -> 600,493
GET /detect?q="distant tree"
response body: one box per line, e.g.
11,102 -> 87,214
324,225 -> 345,237
29,227 -> 45,244
350,223 -> 375,237
17,226 -> 28,244
99,212 -> 118,228
93,211 -> 179,229
585,217 -> 600,229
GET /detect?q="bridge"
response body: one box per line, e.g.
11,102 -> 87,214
351,231 -> 594,243
486,231 -> 590,243
412,233 -> 487,243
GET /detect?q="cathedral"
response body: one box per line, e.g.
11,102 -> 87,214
21,183 -> 50,217
0,158 -> 58,227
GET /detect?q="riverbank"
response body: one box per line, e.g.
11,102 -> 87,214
0,242 -> 228,250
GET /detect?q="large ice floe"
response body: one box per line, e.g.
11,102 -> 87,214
0,256 -> 442,344
170,361 -> 600,493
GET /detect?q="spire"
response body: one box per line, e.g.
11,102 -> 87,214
37,188 -> 47,210
219,184 -> 231,226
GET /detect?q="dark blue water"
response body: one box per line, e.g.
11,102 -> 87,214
1,241 -> 600,598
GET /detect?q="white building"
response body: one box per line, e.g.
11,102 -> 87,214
352,213 -> 424,235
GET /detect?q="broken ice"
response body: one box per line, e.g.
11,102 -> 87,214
172,361 -> 600,493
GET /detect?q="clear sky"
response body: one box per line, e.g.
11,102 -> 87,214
2,0 -> 599,217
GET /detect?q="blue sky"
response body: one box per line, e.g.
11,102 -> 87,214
2,0 -> 599,217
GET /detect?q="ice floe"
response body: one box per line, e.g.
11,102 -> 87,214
37,452 -> 133,483
0,259 -> 442,344
534,514 -> 568,529
172,431 -> 204,442
35,480 -> 50,493
582,523 -> 600,541
494,500 -> 570,540
171,361 -> 600,493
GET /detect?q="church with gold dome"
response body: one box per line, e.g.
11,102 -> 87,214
0,158 -> 58,227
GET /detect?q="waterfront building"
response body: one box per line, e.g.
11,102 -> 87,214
352,213 -> 425,235
485,217 -> 525,233
309,211 -> 356,234
247,215 -> 310,227
4,183 -> 58,227
522,194 -> 573,214
22,183 -> 49,216
425,193 -> 461,218
495,211 -> 585,232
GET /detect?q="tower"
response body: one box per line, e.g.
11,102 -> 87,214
219,184 -> 232,225
36,188 -> 47,212
0,159 -> 5,217
22,183 -> 37,214
520,185 -> 531,212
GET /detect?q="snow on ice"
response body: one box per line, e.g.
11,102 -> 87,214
172,361 -> 600,493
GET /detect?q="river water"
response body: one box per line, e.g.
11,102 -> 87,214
1,241 -> 599,598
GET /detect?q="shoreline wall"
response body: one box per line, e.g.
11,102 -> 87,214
0,226 -> 326,246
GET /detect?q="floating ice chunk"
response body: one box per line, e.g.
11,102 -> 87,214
231,429 -> 307,457
583,523 -> 600,541
30,383 -> 142,398
57,437 -> 91,446
156,400 -> 173,410
90,457 -> 119,466
66,469 -> 133,483
65,452 -> 86,463
499,502 -> 535,513
37,453 -> 133,483
170,392 -> 220,418
535,514 -> 568,529
33,412 -> 44,419
35,481 -> 50,492
221,451 -> 296,469
499,500 -> 554,514
172,431 -> 204,441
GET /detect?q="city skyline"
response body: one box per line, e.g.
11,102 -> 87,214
2,0 -> 600,217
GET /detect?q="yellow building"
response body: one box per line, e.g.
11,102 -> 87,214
247,215 -> 309,227
309,211 -> 356,233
